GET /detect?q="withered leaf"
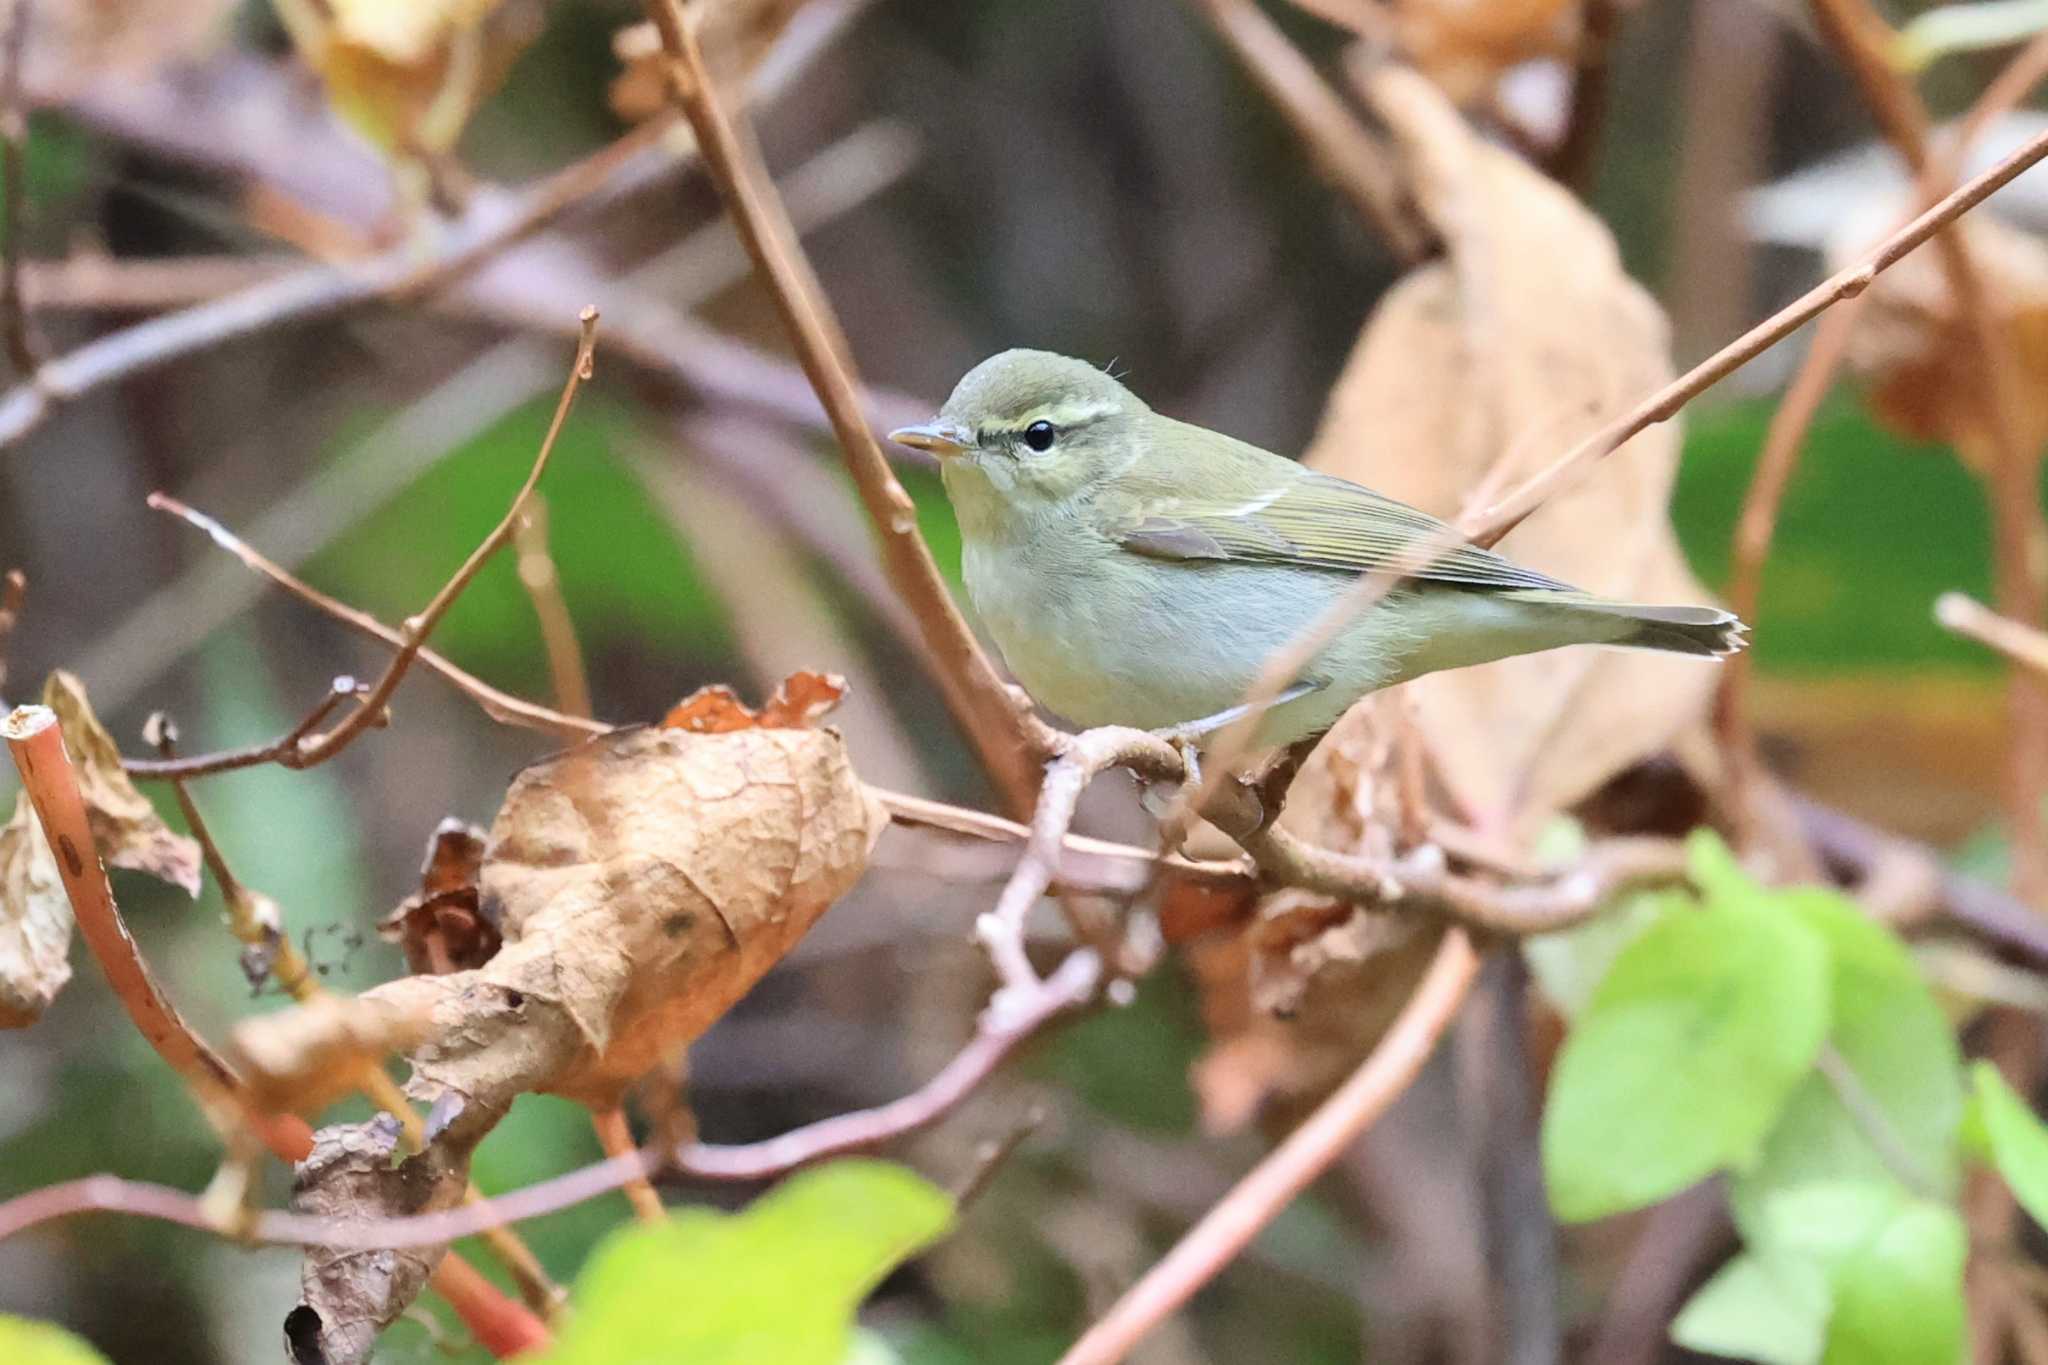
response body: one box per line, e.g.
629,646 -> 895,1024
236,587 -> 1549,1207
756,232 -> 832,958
1388,0 -> 1583,108
1307,65 -> 1722,833
377,818 -> 499,976
1,671 -> 202,1027
44,670 -> 202,892
661,670 -> 847,734
286,1116 -> 468,1365
0,790 -> 68,1028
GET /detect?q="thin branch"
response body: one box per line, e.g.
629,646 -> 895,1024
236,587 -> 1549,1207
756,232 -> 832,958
0,124 -> 658,451
590,1107 -> 665,1224
1057,929 -> 1483,1365
0,565 -> 22,696
1941,592 -> 2048,679
642,0 -> 1052,816
124,313 -> 601,781
0,0 -> 38,375
2,705 -> 311,1161
125,675 -> 372,781
0,948 -> 1104,1249
1189,0 -> 1433,264
511,497 -> 593,721
136,498 -> 600,741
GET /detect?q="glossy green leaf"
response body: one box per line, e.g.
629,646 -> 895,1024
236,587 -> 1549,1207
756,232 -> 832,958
1968,1061 -> 2048,1235
0,1317 -> 112,1365
1541,891 -> 1831,1222
1672,1253 -> 1829,1365
534,1160 -> 954,1365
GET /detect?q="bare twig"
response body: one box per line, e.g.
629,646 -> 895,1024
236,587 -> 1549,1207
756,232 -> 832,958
0,0 -> 38,375
1057,929 -> 1483,1365
511,497 -> 593,721
0,566 -> 22,695
124,313 -> 601,780
1940,592 -> 2048,679
0,948 -> 1104,1249
590,1107 -> 665,1224
0,124 -> 655,450
125,675 -> 372,780
1189,0 -> 1433,264
643,0 -> 1051,814
952,1103 -> 1049,1210
3,705 -> 310,1158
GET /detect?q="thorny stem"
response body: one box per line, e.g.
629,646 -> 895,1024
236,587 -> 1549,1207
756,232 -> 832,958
123,312 -> 601,781
1056,929 -> 1483,1365
643,0 -> 1052,816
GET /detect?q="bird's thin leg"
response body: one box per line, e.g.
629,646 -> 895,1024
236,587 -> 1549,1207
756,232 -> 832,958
1148,679 -> 1323,746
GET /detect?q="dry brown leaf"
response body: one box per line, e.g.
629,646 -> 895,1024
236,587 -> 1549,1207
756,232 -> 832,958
1831,212 -> 2048,470
0,790 -> 67,1028
660,670 -> 847,733
377,818 -> 499,976
238,721 -> 883,1134
285,1117 -> 469,1365
1306,65 -> 1721,835
0,671 -> 202,1027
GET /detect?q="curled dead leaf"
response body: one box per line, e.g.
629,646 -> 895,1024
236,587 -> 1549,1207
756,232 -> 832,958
0,671 -> 202,1027
378,818 -> 499,976
660,670 -> 847,733
1308,64 -> 1721,834
1389,0 -> 1583,107
286,1116 -> 469,1365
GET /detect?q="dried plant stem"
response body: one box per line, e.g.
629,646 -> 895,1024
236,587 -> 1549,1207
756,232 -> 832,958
127,312 -> 601,781
0,565 -> 22,695
0,948 -> 1105,1249
1940,593 -> 2048,678
0,0 -> 38,376
138,494 -> 604,741
511,497 -> 593,720
592,1108 -> 666,1223
1057,929 -> 1483,1365
1,705 -> 306,1153
1189,0 -> 1432,263
643,0 -> 1050,814
0,124 -> 654,450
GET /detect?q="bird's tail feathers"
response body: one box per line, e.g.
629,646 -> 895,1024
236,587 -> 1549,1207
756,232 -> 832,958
1506,592 -> 1749,658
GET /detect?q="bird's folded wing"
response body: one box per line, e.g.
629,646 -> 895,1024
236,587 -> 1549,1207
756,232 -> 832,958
1111,469 -> 1575,592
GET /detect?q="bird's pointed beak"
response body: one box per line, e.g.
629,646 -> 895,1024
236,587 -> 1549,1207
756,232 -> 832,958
888,420 -> 973,458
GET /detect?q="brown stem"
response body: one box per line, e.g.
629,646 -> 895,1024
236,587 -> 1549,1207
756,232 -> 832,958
124,313 -> 600,780
590,1107 -> 665,1223
1056,929 -> 1483,1365
0,564 -> 22,695
642,0 -> 1051,815
1188,0 -> 1433,264
0,0 -> 38,376
511,497 -> 593,721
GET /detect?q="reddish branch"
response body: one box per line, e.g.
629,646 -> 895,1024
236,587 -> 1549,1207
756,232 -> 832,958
1057,929 -> 1483,1364
641,0 -> 1052,816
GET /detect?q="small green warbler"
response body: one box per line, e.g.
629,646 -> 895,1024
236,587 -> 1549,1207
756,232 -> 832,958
891,349 -> 1744,750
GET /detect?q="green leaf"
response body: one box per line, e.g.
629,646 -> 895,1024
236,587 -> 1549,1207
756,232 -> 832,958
1734,890 -> 1963,1221
1541,894 -> 1831,1221
1685,828 -> 1755,903
1822,1197 -> 1966,1365
535,1160 -> 954,1365
1672,1253 -> 1830,1365
1968,1061 -> 2048,1234
1521,887 -> 1679,1019
0,1317 -> 112,1365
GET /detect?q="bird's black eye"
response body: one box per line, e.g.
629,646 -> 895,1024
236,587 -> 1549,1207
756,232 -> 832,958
1023,420 -> 1056,453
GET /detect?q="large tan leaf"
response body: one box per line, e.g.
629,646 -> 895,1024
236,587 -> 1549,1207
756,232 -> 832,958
1304,65 -> 1721,833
